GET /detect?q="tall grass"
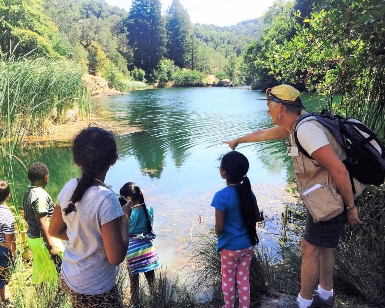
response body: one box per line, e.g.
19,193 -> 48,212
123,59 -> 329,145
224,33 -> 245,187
188,229 -> 273,307
0,55 -> 89,218
271,186 -> 385,307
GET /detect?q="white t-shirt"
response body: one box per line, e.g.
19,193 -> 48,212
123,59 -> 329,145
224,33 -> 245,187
56,178 -> 124,295
296,121 -> 330,156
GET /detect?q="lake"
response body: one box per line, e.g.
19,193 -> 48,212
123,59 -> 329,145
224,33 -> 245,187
13,86 -> 322,276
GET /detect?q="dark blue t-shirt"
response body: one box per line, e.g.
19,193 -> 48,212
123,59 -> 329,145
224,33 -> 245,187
211,186 -> 255,252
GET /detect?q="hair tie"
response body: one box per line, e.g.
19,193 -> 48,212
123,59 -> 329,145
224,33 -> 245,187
64,201 -> 77,215
138,191 -> 142,195
243,175 -> 247,178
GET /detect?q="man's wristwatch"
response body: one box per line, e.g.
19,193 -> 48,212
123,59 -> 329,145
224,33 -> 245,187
346,205 -> 356,211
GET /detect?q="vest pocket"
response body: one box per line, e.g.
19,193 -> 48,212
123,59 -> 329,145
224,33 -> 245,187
301,182 -> 344,222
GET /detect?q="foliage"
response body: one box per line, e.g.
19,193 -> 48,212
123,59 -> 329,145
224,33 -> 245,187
103,61 -> 127,91
165,0 -> 191,68
131,67 -> 146,82
123,0 -> 166,80
86,41 -> 108,76
243,0 -> 297,89
171,69 -> 205,87
275,186 -> 385,307
256,0 -> 385,138
224,55 -> 246,85
214,70 -> 227,80
154,59 -> 178,85
0,0 -> 62,58
334,187 -> 385,306
0,56 -> 89,215
43,0 -> 130,77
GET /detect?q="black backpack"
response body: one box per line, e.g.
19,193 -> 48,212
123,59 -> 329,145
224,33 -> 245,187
294,110 -> 385,188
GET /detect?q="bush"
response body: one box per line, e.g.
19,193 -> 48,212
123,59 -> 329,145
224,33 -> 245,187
103,61 -> 127,91
171,69 -> 205,87
214,70 -> 227,80
155,59 -> 178,85
131,67 -> 146,82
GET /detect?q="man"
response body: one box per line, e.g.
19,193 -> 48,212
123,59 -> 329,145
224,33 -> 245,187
223,84 -> 364,308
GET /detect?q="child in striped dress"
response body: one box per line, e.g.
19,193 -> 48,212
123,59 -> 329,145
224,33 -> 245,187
119,182 -> 160,307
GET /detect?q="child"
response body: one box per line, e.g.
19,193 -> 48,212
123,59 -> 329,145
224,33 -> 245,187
0,181 -> 16,303
120,182 -> 160,307
49,126 -> 131,308
23,162 -> 63,284
211,151 -> 261,308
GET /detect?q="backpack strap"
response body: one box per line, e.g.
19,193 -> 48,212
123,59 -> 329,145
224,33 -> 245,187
294,113 -> 316,159
294,111 -> 358,193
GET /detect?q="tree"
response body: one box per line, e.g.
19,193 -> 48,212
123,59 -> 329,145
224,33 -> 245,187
165,0 -> 191,67
0,0 -> 62,57
123,0 -> 166,80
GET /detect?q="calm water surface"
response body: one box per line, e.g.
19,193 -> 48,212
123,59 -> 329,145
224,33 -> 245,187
15,87 -> 316,276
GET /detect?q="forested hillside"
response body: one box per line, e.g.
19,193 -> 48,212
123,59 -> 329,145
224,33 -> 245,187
0,0 -> 266,88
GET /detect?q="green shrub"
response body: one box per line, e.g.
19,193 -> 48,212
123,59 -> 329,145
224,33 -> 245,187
171,69 -> 205,87
131,67 -> 146,82
103,61 -> 127,91
155,59 -> 178,85
214,70 -> 227,80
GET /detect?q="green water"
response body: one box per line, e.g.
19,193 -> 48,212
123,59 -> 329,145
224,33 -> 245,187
11,86 -> 323,274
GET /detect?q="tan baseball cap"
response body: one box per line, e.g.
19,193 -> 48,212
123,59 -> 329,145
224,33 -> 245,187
270,85 -> 300,101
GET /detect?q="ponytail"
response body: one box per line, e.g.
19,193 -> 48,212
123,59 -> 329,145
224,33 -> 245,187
238,176 -> 260,245
120,182 -> 152,233
64,167 -> 98,215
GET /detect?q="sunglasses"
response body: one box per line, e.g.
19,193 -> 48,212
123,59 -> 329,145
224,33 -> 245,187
265,88 -> 282,103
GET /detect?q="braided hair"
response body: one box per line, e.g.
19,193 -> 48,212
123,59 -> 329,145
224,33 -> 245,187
221,151 -> 260,245
63,127 -> 118,215
120,182 -> 152,233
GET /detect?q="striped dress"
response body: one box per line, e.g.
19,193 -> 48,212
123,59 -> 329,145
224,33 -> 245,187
127,206 -> 160,275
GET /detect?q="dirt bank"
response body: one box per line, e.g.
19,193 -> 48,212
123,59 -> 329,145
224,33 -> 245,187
23,75 -> 140,144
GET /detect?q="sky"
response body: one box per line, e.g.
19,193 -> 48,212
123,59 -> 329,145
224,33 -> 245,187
104,0 -> 276,26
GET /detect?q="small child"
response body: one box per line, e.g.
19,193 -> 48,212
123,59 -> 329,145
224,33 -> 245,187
211,151 -> 262,308
23,162 -> 63,284
0,181 -> 16,303
120,182 -> 160,307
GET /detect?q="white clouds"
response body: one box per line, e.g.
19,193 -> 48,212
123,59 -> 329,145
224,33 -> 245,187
105,0 -> 274,26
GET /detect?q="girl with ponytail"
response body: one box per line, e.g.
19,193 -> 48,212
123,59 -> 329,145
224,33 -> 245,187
119,182 -> 160,308
49,127 -> 131,308
211,151 -> 263,308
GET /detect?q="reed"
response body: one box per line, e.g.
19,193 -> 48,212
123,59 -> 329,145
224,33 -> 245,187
0,55 -> 89,217
125,80 -> 149,90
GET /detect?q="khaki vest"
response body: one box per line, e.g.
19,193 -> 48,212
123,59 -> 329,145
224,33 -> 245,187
291,121 -> 365,217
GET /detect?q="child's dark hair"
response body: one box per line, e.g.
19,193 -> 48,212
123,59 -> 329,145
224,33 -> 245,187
64,127 -> 118,215
28,162 -> 49,182
221,151 -> 261,245
120,182 -> 152,233
0,181 -> 10,203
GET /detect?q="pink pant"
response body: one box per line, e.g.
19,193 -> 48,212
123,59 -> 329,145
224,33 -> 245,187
220,246 -> 254,308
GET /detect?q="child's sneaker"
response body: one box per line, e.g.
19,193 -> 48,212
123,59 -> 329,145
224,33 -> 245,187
311,291 -> 335,307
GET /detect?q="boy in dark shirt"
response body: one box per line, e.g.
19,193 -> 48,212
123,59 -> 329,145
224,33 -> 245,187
23,162 -> 63,284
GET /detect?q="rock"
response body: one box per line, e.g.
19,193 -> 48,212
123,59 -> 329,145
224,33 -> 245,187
216,78 -> 234,87
82,74 -> 123,97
